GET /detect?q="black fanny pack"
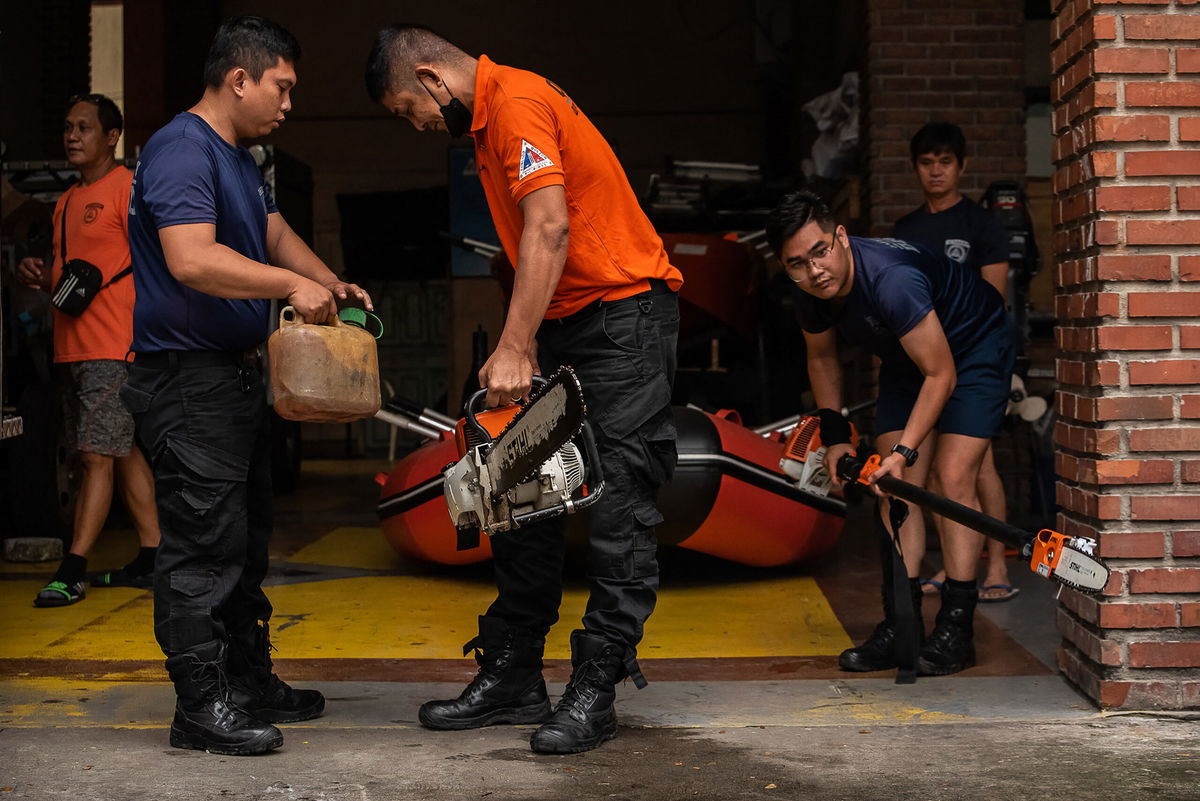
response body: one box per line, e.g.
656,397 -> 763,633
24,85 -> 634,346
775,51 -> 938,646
49,192 -> 132,317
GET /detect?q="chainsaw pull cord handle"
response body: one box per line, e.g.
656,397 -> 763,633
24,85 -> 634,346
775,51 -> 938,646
463,375 -> 551,447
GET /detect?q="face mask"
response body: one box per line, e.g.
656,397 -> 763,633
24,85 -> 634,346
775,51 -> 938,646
421,76 -> 472,138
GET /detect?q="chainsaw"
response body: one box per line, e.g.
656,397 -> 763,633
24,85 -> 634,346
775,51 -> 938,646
836,452 -> 1111,594
777,414 -> 859,499
442,367 -> 605,547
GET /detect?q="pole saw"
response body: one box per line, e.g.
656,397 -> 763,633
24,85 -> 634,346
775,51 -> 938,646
835,453 -> 1111,594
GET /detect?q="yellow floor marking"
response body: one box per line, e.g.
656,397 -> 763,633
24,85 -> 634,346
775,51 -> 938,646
0,574 -> 851,661
248,575 -> 850,660
287,526 -> 407,571
645,577 -> 851,657
0,678 -> 970,729
0,581 -> 151,659
793,701 -> 974,726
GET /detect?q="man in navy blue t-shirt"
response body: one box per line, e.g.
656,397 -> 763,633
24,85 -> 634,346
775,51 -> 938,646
893,122 -> 1018,605
767,190 -> 1013,679
122,16 -> 371,756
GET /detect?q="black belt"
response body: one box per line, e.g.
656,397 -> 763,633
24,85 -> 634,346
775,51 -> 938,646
546,278 -> 675,326
133,349 -> 260,371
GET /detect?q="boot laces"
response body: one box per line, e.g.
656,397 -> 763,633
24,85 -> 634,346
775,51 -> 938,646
184,654 -> 250,722
191,648 -> 270,721
463,630 -> 517,695
556,658 -> 611,715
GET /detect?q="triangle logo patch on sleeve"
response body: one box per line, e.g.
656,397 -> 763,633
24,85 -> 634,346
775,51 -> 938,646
518,140 -> 554,180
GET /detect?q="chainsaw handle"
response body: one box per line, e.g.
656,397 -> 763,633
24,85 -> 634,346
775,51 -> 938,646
836,452 -> 877,485
463,375 -> 550,445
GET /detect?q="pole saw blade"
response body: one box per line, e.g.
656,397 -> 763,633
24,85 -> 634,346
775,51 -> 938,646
836,453 -> 1112,595
1030,529 -> 1108,592
483,366 -> 586,499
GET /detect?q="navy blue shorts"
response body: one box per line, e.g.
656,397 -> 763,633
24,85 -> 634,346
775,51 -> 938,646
875,320 -> 1016,440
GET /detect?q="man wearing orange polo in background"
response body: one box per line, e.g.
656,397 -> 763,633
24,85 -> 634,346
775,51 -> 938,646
366,25 -> 682,754
18,94 -> 161,608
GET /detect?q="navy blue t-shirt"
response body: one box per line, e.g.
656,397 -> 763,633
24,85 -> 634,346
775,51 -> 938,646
129,112 -> 277,353
794,236 -> 1006,369
891,197 -> 1009,273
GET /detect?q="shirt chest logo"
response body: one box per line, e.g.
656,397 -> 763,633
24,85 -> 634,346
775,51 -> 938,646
864,315 -> 891,337
944,238 -> 971,263
83,202 -> 104,224
518,140 -> 554,180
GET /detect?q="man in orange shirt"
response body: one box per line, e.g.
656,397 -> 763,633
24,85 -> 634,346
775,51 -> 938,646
367,25 -> 683,754
17,94 -> 161,607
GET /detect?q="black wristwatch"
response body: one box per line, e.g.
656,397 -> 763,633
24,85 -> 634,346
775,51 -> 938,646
891,444 -> 919,467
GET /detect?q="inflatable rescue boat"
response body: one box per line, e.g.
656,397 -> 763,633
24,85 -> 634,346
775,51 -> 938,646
376,402 -> 846,567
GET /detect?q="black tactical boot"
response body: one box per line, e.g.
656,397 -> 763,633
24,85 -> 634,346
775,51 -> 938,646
530,631 -> 624,755
419,616 -> 550,730
227,624 -> 325,724
167,641 -> 283,755
918,579 -> 977,675
838,577 -> 924,672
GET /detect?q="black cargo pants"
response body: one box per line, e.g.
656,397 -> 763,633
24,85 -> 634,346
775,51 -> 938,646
483,281 -> 679,684
120,351 -> 273,663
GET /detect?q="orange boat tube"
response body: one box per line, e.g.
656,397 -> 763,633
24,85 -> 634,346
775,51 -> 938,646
378,406 -> 845,567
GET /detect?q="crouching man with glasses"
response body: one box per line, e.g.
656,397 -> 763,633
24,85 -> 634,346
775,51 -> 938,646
766,191 -> 1014,679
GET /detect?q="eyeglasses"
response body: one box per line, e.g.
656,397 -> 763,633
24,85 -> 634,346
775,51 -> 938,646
67,93 -> 107,106
786,236 -> 839,278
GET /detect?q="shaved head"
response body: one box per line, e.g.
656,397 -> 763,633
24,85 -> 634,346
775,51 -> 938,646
365,24 -> 472,102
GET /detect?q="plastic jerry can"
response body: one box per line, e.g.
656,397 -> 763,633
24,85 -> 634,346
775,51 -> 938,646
269,306 -> 383,423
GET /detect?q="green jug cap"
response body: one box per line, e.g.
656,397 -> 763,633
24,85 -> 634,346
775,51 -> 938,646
339,307 -> 384,339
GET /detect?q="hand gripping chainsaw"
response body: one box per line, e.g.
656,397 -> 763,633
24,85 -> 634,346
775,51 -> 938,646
442,367 -> 604,547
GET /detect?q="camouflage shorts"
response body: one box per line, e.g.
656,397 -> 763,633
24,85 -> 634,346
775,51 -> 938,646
59,359 -> 135,457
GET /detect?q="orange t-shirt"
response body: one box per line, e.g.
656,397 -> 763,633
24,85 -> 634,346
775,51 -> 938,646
470,55 -> 683,319
50,166 -> 135,362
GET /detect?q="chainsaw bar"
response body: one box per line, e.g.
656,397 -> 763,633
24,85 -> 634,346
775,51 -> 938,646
1046,546 -> 1109,592
1031,532 -> 1109,593
483,366 -> 586,499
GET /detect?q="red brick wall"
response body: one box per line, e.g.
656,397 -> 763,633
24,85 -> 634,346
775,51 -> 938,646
1052,0 -> 1200,710
865,0 -> 1026,236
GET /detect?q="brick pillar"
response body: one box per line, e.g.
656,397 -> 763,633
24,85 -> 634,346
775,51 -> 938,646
865,0 -> 1026,236
1052,1 -> 1200,710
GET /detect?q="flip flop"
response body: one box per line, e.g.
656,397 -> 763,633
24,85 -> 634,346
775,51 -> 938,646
979,583 -> 1020,602
920,578 -> 943,596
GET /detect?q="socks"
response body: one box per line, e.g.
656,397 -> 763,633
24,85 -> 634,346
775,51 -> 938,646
946,577 -> 978,593
53,553 -> 88,585
127,546 -> 158,575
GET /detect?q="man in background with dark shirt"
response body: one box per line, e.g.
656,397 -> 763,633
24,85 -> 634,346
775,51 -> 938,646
892,122 -> 1018,604
767,191 -> 1014,679
124,16 -> 371,755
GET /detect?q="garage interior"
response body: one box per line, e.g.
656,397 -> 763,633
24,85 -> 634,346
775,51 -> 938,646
1,1 -> 1197,798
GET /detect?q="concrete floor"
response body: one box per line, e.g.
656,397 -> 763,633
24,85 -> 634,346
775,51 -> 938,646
3,458 -> 1197,800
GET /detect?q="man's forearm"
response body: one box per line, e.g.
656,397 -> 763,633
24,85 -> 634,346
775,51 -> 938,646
498,225 -> 567,352
270,225 -> 338,285
807,354 -> 844,411
898,373 -> 954,450
169,240 -> 298,300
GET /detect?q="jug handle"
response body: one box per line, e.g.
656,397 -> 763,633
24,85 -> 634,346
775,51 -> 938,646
279,306 -> 347,328
279,305 -> 304,328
